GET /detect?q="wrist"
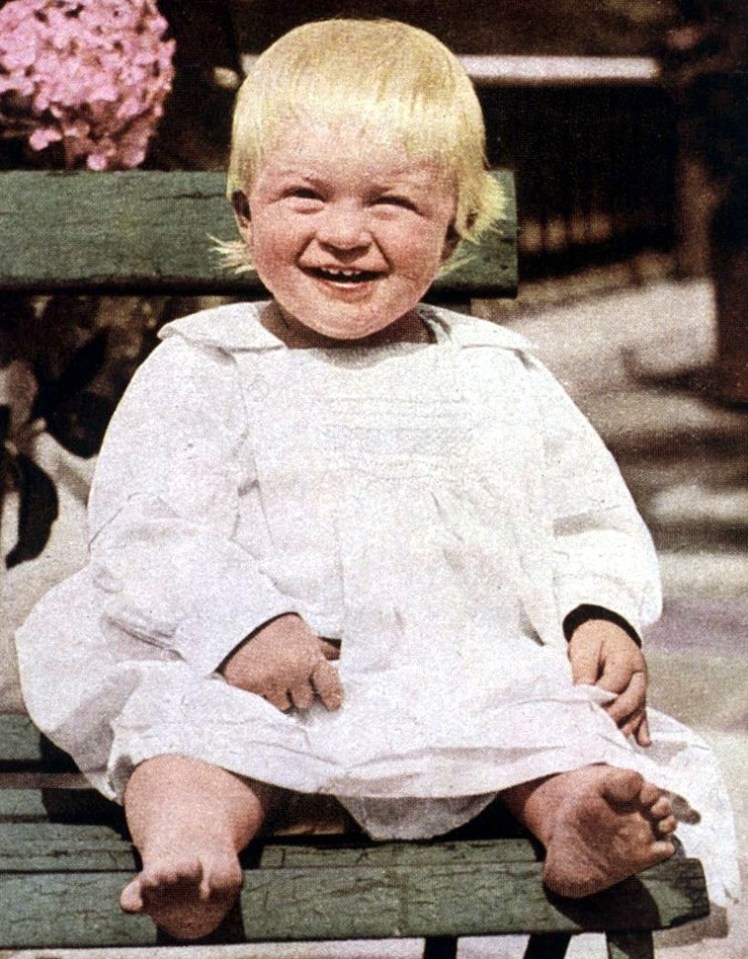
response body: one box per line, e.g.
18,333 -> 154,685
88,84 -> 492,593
563,604 -> 641,647
244,612 -> 300,643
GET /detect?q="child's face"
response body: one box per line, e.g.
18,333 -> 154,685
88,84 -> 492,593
236,121 -> 458,346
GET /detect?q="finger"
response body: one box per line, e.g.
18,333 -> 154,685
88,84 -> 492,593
634,713 -> 652,748
289,681 -> 315,711
263,688 -> 293,712
595,657 -> 637,695
319,639 -> 341,661
602,671 -> 646,724
618,706 -> 646,740
311,660 -> 343,710
616,703 -> 652,747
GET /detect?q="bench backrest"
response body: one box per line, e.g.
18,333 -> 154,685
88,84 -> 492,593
0,170 -> 517,299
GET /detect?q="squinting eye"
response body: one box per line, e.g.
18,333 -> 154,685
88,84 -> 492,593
287,188 -> 322,201
376,196 -> 418,212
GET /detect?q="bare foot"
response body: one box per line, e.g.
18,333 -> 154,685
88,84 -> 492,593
504,766 -> 677,898
122,755 -> 278,939
120,841 -> 243,939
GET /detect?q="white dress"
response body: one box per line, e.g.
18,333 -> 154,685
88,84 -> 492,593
16,303 -> 739,906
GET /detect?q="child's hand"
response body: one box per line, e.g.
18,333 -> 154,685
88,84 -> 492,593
220,614 -> 342,713
567,619 -> 650,747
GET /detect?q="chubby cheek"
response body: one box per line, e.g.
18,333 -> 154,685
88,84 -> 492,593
392,227 -> 452,288
249,217 -> 297,280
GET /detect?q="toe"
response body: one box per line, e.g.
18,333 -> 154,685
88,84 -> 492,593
120,878 -> 145,914
601,768 -> 645,804
649,795 -> 674,819
670,793 -> 701,825
653,837 -> 677,860
656,814 -> 678,836
200,857 -> 243,902
639,781 -> 663,807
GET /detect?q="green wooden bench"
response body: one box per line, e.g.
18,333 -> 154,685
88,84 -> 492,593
0,170 -> 709,958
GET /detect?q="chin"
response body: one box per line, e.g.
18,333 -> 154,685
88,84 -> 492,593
313,318 -> 389,341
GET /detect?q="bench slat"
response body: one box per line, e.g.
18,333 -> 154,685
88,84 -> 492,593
0,822 -> 136,871
0,714 -> 47,765
235,859 -> 709,940
260,837 -> 540,868
1,827 -> 539,871
0,170 -> 517,298
0,855 -> 709,949
0,873 -> 157,948
0,789 -> 49,821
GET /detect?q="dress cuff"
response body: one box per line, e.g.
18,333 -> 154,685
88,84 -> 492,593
562,604 -> 642,647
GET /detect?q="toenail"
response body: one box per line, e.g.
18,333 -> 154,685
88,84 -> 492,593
668,793 -> 701,825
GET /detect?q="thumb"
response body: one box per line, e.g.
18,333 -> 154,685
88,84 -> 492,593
311,660 -> 343,710
319,639 -> 341,661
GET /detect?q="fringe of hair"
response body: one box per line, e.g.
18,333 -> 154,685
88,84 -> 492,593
210,236 -> 253,273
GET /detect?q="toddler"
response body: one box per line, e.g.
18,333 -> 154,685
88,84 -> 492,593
17,17 -> 738,942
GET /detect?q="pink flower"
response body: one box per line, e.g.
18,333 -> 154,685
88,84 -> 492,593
0,0 -> 175,170
29,127 -> 62,149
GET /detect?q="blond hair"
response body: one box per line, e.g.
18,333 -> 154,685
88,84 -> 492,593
225,19 -> 504,267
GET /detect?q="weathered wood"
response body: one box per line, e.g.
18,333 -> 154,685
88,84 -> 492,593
233,859 -> 708,940
0,873 -> 156,949
0,714 -> 47,765
260,837 -> 542,868
0,829 -> 710,949
0,170 -> 517,297
0,823 -> 136,871
0,788 -> 49,821
0,857 -> 709,949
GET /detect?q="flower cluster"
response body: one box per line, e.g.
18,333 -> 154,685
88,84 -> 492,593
0,0 -> 175,170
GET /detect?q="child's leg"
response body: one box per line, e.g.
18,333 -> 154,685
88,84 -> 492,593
502,765 -> 677,898
120,755 -> 280,940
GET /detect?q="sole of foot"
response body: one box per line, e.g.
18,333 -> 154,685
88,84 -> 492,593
542,767 -> 677,899
120,851 -> 243,940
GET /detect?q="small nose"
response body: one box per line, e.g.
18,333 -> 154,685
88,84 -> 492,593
316,201 -> 370,252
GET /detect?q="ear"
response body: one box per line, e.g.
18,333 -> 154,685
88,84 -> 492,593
440,222 -> 461,263
231,190 -> 253,247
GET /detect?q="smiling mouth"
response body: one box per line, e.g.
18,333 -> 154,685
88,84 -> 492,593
305,266 -> 383,284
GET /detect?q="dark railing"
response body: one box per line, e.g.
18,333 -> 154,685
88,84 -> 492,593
465,57 -> 678,280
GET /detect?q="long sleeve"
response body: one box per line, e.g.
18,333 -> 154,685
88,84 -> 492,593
527,355 -> 662,637
87,335 -> 293,675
